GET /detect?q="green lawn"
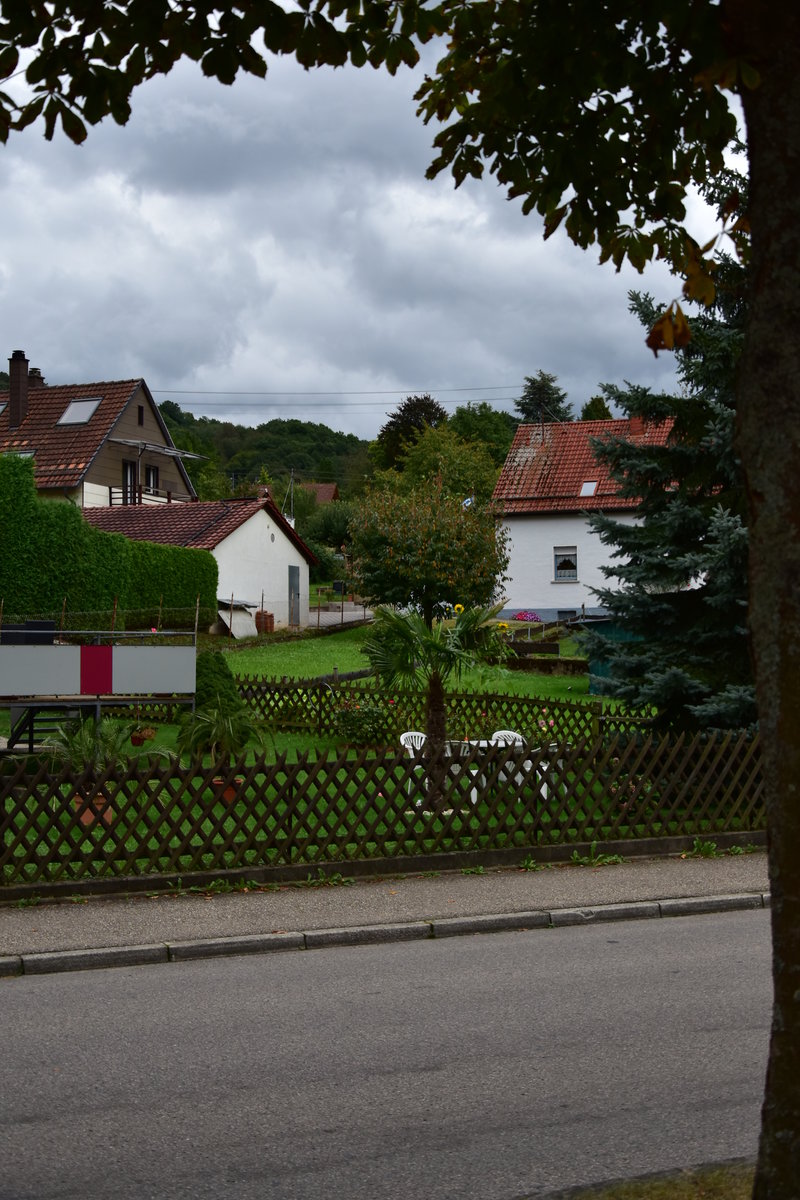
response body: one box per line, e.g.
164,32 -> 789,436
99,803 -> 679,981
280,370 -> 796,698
221,625 -> 372,678
221,624 -> 591,702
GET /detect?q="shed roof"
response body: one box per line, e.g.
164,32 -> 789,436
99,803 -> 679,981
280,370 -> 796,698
83,496 -> 317,563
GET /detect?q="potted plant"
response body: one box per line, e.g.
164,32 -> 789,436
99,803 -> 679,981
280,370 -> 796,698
44,716 -> 170,826
176,699 -> 266,802
130,724 -> 157,746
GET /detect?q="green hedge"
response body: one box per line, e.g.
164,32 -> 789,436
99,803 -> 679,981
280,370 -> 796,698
0,456 -> 217,623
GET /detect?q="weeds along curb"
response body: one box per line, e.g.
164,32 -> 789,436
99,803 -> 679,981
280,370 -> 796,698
0,831 -> 768,906
0,890 -> 770,979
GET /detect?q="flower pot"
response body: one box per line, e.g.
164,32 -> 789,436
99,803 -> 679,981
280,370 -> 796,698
130,732 -> 145,746
213,777 -> 245,804
73,793 -> 114,827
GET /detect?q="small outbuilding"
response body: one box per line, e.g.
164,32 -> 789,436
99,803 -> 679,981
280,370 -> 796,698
84,494 -> 317,629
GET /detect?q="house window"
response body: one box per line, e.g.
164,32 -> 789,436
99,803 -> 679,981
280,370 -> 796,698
579,480 -> 598,497
137,405 -> 144,426
554,546 -> 578,581
145,464 -> 159,495
122,459 -> 137,504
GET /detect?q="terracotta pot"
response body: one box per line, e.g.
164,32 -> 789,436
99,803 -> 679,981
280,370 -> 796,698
213,777 -> 245,804
73,794 -> 114,827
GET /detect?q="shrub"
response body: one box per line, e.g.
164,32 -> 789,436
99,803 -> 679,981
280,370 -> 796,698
195,651 -> 244,713
333,696 -> 389,745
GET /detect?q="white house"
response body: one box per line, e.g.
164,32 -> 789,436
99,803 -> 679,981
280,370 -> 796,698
493,417 -> 672,621
84,493 -> 317,629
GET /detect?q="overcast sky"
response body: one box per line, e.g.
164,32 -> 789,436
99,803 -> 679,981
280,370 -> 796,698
0,49 -> 695,440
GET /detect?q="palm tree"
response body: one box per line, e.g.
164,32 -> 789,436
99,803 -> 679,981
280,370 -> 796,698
363,603 -> 510,802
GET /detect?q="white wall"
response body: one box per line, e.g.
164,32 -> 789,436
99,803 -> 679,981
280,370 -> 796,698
500,512 -> 637,619
212,510 -> 310,628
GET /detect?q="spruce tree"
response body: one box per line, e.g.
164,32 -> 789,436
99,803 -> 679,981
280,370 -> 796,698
583,275 -> 755,731
515,371 -> 572,424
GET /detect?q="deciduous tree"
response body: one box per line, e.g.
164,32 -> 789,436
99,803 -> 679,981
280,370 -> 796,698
349,479 -> 508,628
449,400 -> 517,466
390,424 -> 499,504
371,393 -> 448,471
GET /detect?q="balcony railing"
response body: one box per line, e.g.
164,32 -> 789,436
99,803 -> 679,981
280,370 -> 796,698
108,485 -> 196,506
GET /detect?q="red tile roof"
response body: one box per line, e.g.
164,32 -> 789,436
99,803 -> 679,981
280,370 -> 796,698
83,496 -> 317,563
300,481 -> 340,503
493,419 -> 673,514
0,379 -> 146,489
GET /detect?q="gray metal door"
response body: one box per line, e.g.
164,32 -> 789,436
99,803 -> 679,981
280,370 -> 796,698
288,565 -> 300,626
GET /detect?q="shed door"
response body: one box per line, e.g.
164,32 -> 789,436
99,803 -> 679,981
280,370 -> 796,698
288,565 -> 300,626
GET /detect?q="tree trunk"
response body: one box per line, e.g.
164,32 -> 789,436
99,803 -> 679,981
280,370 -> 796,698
424,671 -> 448,809
725,4 -> 800,1194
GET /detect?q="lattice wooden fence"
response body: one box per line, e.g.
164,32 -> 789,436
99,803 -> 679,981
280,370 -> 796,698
1,731 -> 764,888
235,677 -> 655,742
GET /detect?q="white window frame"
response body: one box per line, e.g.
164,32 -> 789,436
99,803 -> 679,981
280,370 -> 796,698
553,546 -> 578,581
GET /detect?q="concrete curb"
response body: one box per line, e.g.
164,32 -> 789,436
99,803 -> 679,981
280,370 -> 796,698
2,891 -> 770,979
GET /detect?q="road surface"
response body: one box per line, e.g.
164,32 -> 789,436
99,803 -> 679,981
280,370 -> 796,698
1,909 -> 771,1199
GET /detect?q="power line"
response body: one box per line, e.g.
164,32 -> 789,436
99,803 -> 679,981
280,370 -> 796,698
151,384 -> 519,396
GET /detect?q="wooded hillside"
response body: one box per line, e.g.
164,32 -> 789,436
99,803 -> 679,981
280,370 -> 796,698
158,401 -> 372,500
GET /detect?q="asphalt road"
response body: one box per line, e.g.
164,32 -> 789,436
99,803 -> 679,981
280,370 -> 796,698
2,909 -> 771,1200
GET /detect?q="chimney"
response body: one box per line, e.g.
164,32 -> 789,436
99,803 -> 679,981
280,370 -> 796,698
8,350 -> 29,429
28,366 -> 46,388
628,414 -> 645,436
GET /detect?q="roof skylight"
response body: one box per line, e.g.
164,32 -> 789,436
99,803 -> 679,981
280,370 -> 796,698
580,480 -> 598,497
57,397 -> 102,425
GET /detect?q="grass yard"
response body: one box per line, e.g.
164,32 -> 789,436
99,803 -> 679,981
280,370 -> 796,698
221,624 -> 591,703
221,625 -> 372,678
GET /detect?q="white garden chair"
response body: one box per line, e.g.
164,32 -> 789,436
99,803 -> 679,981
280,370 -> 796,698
400,731 -> 427,798
491,729 -> 525,747
490,729 -> 549,798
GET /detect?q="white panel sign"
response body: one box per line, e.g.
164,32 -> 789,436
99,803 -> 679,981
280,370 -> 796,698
0,647 -> 80,698
112,646 -> 196,695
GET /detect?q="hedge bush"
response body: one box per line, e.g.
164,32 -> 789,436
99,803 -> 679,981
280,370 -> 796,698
0,456 -> 217,623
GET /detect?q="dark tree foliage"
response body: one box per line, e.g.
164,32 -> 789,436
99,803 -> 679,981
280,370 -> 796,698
159,402 -> 372,498
581,396 -> 613,420
515,371 -> 573,424
372,393 -> 448,470
449,401 -> 517,466
583,278 -> 755,731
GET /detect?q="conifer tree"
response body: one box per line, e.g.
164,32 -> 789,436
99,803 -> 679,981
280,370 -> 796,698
583,275 -> 755,731
515,371 -> 572,425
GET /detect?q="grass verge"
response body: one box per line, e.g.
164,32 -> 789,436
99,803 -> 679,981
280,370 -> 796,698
549,1161 -> 754,1200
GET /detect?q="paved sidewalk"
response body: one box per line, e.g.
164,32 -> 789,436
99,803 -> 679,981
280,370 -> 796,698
0,851 -> 769,977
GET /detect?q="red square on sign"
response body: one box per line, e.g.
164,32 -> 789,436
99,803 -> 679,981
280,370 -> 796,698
80,645 -> 113,694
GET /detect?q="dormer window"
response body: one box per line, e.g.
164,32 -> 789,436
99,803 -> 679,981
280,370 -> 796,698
580,480 -> 598,497
58,397 -> 101,425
